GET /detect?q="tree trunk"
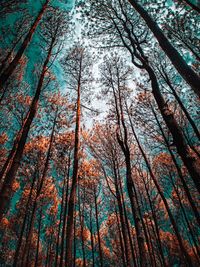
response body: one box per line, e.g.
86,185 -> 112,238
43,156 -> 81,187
146,65 -> 200,194
150,104 -> 200,226
118,168 -> 137,267
160,68 -> 200,141
0,37 -> 54,222
115,85 -> 147,267
127,114 -> 193,266
78,184 -> 86,267
0,0 -> 50,88
114,205 -> 127,267
65,78 -> 81,267
94,187 -> 104,267
168,172 -> 200,262
128,0 -> 200,97
34,208 -> 42,267
112,160 -> 132,266
60,160 -> 71,267
183,0 -> 200,13
89,205 -> 95,267
21,110 -> 57,266
55,172 -> 67,267
13,169 -> 37,267
138,166 -> 166,267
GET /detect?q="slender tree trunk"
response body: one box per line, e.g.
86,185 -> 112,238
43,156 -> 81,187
127,114 -> 193,266
13,169 -> 37,267
0,111 -> 30,183
59,155 -> 71,267
89,205 -> 95,267
183,0 -> 200,13
160,68 -> 200,141
138,167 -> 166,267
112,76 -> 147,266
118,170 -> 137,267
64,154 -> 71,266
0,29 -> 25,74
127,0 -> 200,97
114,205 -> 127,267
137,189 -> 156,267
0,38 -> 54,222
150,104 -> 200,226
22,111 -> 57,266
55,172 -> 66,267
78,184 -> 86,267
34,208 -> 42,267
73,214 -> 77,267
146,65 -> 200,194
65,77 -> 81,266
112,160 -> 131,266
115,109 -> 147,266
94,187 -> 104,267
0,0 -> 50,87
169,172 -> 200,262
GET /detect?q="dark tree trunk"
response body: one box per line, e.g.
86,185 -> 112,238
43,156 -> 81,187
128,0 -> 200,97
137,165 -> 166,267
73,214 -> 77,267
55,172 -> 67,267
65,78 -> 81,266
21,110 -> 57,266
160,68 -> 200,141
127,114 -> 193,266
13,169 -> 37,267
0,37 -> 54,222
151,104 -> 200,226
183,0 -> 200,13
60,158 -> 71,267
89,205 -> 95,267
0,0 -> 50,88
115,89 -> 147,267
112,160 -> 132,266
118,170 -> 137,267
78,184 -> 86,267
94,187 -> 104,267
146,65 -> 200,194
34,208 -> 43,267
114,204 -> 127,267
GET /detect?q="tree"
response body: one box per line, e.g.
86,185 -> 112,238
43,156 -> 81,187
0,8 -> 68,222
0,0 -> 50,88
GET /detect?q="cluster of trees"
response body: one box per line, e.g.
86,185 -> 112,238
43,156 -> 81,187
0,0 -> 199,266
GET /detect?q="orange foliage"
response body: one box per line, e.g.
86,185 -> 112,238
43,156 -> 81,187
25,136 -> 49,153
0,133 -> 8,145
1,217 -> 9,228
12,181 -> 20,192
75,258 -> 84,267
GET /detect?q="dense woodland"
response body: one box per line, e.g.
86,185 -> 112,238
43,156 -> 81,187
0,0 -> 199,266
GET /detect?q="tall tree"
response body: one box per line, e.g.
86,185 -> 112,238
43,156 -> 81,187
0,0 -> 50,88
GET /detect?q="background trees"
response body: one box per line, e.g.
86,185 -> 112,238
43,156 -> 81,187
0,0 -> 199,266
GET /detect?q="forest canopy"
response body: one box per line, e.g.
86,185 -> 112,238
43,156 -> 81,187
0,0 -> 199,266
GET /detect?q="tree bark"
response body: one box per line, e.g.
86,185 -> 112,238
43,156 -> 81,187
127,0 -> 200,97
146,65 -> 200,194
0,37 -> 54,222
112,159 -> 132,266
89,205 -> 95,267
0,0 -> 50,88
151,104 -> 200,226
13,169 -> 37,267
127,114 -> 193,266
183,0 -> 200,13
65,76 -> 81,267
34,208 -> 43,267
94,187 -> 104,267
